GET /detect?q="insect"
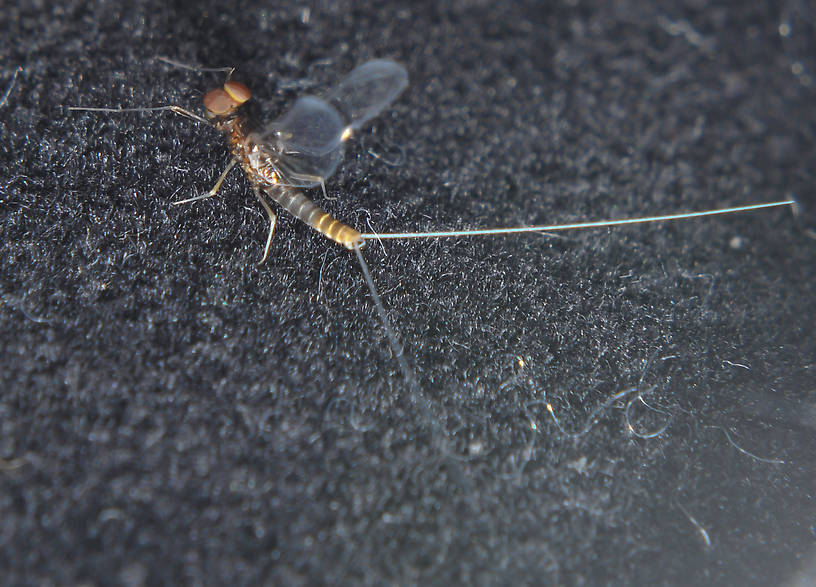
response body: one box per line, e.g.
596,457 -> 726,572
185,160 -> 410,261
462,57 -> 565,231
69,58 -> 795,396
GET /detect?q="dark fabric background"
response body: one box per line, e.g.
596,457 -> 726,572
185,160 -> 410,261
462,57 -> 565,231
2,0 -> 815,584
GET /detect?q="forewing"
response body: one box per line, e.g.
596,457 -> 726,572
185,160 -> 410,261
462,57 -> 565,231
262,95 -> 346,157
326,59 -> 409,130
256,95 -> 346,184
255,60 -> 407,186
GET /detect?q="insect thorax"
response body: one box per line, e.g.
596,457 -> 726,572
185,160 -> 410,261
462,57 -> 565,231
220,117 -> 282,187
244,133 -> 283,186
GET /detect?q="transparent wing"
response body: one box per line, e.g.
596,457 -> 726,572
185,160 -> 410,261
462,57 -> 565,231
256,59 -> 408,185
326,59 -> 409,130
257,95 -> 346,186
264,95 -> 346,157
271,146 -> 344,189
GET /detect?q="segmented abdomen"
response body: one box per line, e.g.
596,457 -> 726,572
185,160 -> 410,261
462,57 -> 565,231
263,185 -> 362,249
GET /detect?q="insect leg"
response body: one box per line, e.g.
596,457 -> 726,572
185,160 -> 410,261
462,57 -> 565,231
0,66 -> 21,108
68,104 -> 211,126
253,188 -> 278,265
285,171 -> 330,200
173,159 -> 238,205
155,56 -> 235,80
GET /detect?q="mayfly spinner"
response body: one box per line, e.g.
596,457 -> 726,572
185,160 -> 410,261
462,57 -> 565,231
76,59 -> 408,262
70,59 -> 795,392
193,59 -> 409,262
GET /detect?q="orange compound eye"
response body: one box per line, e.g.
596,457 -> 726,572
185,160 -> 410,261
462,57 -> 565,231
224,81 -> 251,105
203,82 -> 251,117
203,88 -> 234,116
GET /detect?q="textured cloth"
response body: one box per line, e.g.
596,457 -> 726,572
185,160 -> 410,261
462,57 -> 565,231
1,1 -> 815,584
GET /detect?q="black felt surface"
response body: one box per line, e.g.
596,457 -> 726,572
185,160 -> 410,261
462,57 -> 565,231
2,0 -> 815,584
